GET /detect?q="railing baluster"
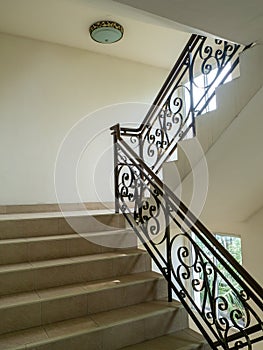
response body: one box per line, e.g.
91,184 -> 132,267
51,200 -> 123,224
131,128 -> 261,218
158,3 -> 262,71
113,136 -> 263,349
111,124 -> 120,213
165,201 -> 173,303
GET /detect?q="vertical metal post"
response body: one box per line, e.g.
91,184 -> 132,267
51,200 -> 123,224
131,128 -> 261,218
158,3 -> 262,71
112,126 -> 119,214
165,199 -> 173,302
188,50 -> 196,137
138,133 -> 143,161
138,133 -> 144,222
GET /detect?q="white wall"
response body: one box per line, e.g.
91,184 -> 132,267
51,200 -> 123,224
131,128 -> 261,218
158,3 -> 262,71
238,209 -> 262,350
0,33 -> 168,205
239,207 -> 263,285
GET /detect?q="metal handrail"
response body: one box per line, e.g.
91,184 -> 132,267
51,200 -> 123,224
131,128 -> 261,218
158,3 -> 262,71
120,34 -> 200,135
117,34 -> 245,175
111,125 -> 263,349
110,34 -> 262,349
112,125 -> 263,302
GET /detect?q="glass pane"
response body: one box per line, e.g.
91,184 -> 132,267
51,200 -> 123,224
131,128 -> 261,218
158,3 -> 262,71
185,62 -> 233,115
191,232 -> 245,326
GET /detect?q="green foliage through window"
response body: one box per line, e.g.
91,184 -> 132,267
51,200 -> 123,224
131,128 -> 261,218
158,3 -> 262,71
191,232 -> 245,325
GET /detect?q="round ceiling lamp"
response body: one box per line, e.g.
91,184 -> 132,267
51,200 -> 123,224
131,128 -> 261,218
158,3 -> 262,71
89,20 -> 124,44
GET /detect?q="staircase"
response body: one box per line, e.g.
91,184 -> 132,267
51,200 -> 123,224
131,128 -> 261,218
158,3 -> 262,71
1,35 -> 262,350
0,209 -> 205,349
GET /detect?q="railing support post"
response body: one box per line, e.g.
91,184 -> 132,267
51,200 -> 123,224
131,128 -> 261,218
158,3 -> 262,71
165,201 -> 173,302
138,133 -> 144,222
188,50 -> 196,138
111,124 -> 120,214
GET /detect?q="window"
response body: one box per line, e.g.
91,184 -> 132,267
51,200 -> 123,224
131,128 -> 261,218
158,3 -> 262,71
185,62 -> 233,115
191,233 -> 244,325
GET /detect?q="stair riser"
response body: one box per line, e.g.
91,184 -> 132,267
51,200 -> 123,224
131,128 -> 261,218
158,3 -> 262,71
0,214 -> 125,239
0,278 -> 167,335
25,308 -> 188,350
0,253 -> 151,296
0,232 -> 137,265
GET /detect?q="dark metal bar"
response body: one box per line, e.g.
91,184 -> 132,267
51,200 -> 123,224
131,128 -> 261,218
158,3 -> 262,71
165,203 -> 172,302
214,323 -> 263,347
115,138 -> 262,348
188,48 -> 196,137
117,137 -> 263,305
119,35 -> 246,175
120,34 -> 200,135
111,124 -> 120,213
110,34 -> 261,350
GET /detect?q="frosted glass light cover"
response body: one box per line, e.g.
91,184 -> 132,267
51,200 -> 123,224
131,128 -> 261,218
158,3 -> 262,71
89,21 -> 124,44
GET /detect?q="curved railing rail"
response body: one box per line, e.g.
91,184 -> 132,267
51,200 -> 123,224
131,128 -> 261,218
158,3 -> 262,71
111,126 -> 263,349
119,34 -> 247,174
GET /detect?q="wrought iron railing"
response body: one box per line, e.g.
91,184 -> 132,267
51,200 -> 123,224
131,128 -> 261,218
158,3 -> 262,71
110,34 -> 262,349
119,34 -> 248,175
110,126 -> 263,349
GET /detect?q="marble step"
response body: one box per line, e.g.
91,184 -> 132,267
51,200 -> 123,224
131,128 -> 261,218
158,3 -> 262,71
0,249 -> 151,296
0,212 -> 125,239
0,271 -> 167,335
0,229 -> 137,265
0,202 -> 115,215
0,300 -> 188,350
122,328 -> 208,349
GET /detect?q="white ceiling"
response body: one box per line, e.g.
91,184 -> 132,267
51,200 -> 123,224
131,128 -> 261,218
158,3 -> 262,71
0,0 -> 192,69
115,0 -> 263,45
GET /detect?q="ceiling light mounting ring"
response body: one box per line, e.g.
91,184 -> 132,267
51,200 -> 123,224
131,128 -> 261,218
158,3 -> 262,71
89,20 -> 124,44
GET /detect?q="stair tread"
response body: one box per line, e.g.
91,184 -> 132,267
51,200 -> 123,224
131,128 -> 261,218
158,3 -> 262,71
0,249 -> 145,273
89,299 -> 180,327
0,228 -> 133,244
0,271 -> 163,307
122,328 -> 204,349
0,211 -> 126,240
0,300 -> 179,349
0,209 -> 116,221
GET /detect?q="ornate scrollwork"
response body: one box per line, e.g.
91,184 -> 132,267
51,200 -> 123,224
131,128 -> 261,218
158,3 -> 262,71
189,38 -> 240,119
112,34 -> 262,350
114,142 -> 262,349
116,147 -> 169,245
120,35 -> 242,173
169,231 -> 262,349
141,84 -> 191,169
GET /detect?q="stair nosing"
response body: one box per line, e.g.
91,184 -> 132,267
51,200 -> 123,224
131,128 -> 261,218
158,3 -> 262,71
0,249 -> 145,271
0,271 -> 164,308
0,210 -> 118,221
0,228 -> 134,245
0,300 -> 179,348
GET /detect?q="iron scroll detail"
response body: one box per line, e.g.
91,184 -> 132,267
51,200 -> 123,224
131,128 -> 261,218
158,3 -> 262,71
110,34 -> 261,349
112,136 -> 263,350
119,35 -> 244,174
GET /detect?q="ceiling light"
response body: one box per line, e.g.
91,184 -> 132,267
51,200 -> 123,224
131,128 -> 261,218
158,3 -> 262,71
89,20 -> 124,44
